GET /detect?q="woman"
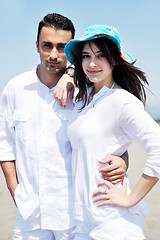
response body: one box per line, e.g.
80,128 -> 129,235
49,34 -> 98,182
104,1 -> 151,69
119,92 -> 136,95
64,25 -> 160,239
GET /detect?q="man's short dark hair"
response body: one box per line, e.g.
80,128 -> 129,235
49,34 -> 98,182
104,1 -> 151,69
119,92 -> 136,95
37,13 -> 75,45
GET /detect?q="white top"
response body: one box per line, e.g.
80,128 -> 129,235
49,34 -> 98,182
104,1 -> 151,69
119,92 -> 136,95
67,85 -> 160,224
0,66 -> 76,230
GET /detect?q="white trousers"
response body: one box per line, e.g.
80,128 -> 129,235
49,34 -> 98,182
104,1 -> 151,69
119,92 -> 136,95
74,212 -> 146,240
13,226 -> 75,240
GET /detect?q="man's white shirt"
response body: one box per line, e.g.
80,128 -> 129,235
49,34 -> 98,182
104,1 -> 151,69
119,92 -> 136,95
0,66 -> 76,230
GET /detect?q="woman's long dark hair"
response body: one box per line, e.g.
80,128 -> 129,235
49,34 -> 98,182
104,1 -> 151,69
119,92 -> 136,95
74,37 -> 149,109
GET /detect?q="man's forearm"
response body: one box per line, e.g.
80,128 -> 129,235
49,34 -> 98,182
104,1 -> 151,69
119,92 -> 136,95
121,151 -> 129,170
1,160 -> 18,202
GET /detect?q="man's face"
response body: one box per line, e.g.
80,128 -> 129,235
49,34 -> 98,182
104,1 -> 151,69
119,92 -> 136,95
37,26 -> 72,75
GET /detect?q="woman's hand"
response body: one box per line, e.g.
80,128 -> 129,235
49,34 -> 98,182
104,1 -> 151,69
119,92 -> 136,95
93,174 -> 159,209
92,180 -> 132,208
54,73 -> 75,108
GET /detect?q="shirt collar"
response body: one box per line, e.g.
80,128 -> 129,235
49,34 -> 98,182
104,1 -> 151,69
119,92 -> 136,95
90,85 -> 115,103
31,65 -> 55,91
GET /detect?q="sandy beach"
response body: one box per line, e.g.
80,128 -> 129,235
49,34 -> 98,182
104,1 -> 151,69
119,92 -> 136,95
128,141 -> 160,239
0,141 -> 160,240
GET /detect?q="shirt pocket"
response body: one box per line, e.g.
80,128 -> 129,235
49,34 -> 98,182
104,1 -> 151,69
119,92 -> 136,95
13,110 -> 32,141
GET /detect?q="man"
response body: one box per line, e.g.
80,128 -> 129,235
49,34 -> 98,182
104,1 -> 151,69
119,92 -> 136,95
0,13 -> 127,240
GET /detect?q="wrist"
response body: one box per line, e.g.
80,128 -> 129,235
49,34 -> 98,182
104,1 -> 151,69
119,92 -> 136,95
127,193 -> 138,208
64,66 -> 75,78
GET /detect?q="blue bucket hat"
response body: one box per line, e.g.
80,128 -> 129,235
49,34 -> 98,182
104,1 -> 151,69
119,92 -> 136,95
64,24 -> 136,64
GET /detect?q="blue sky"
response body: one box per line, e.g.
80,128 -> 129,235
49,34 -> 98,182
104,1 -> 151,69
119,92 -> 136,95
1,0 -> 160,119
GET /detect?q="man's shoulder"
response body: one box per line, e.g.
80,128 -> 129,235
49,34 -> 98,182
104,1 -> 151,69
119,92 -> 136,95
9,67 -> 37,86
2,67 -> 37,96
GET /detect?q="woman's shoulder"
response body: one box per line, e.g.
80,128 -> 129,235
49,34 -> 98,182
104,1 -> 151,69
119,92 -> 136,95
112,89 -> 143,107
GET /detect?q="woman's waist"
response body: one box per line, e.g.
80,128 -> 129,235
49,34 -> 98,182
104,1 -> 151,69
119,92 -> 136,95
74,200 -> 128,224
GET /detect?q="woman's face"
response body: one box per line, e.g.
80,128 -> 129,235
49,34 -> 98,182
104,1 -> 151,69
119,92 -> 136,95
82,41 -> 114,91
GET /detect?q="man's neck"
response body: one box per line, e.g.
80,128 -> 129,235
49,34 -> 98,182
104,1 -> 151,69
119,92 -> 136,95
37,66 -> 65,89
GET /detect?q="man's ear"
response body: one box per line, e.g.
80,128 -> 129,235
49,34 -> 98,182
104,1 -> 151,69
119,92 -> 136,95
36,41 -> 40,53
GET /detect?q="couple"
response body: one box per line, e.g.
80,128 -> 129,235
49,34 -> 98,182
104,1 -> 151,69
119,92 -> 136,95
1,13 -> 160,240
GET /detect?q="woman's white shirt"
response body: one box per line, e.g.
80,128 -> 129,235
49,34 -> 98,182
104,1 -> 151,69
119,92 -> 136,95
67,85 -> 160,224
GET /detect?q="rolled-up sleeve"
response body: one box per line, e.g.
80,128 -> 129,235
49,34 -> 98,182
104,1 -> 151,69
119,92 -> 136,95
0,85 -> 16,161
118,102 -> 160,179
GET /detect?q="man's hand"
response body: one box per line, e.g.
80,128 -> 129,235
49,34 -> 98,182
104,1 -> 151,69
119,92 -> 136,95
54,74 -> 75,108
98,154 -> 128,184
1,160 -> 18,206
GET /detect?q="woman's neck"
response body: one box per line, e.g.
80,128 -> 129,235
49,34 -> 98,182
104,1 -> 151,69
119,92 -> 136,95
87,81 -> 116,105
94,80 -> 115,94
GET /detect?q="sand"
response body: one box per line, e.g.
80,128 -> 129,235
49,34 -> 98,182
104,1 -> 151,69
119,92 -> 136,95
0,169 -> 17,240
0,141 -> 160,240
128,141 -> 160,239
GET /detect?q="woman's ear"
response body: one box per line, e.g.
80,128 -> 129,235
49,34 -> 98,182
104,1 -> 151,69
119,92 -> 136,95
113,60 -> 119,68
